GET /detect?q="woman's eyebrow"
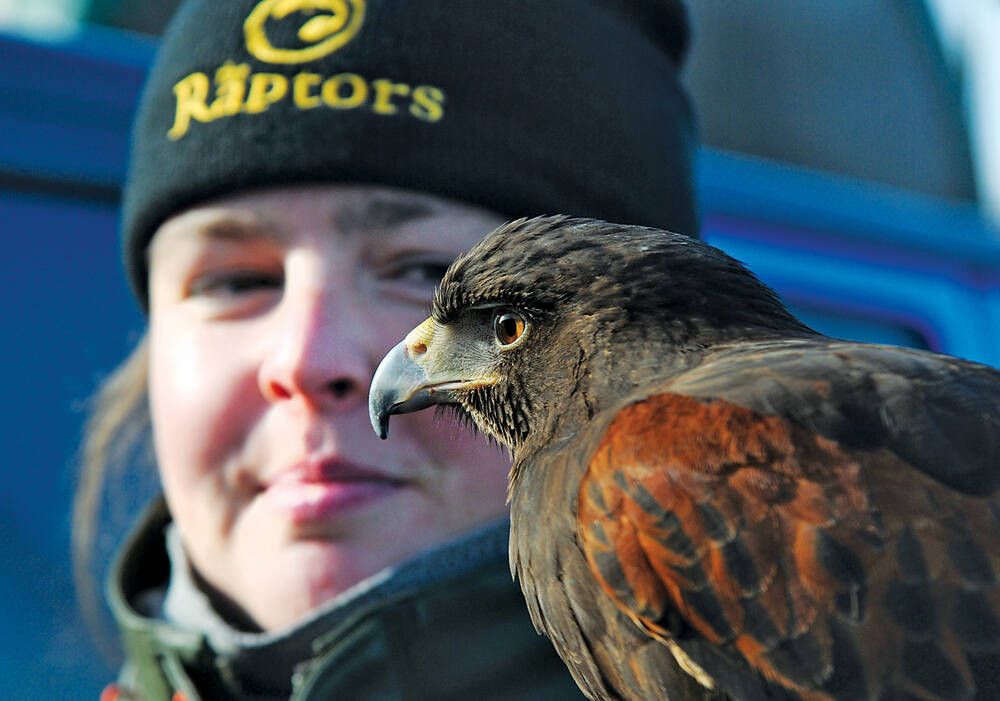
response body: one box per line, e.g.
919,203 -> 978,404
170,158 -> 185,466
198,215 -> 282,242
148,213 -> 283,265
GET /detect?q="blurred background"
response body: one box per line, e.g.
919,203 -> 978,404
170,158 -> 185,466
2,1 -> 1000,697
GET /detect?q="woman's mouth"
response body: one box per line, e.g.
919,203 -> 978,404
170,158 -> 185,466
263,457 -> 409,526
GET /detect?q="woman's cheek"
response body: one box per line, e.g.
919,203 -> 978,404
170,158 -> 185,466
150,325 -> 251,478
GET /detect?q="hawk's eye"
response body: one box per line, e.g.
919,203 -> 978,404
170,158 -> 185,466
494,310 -> 526,346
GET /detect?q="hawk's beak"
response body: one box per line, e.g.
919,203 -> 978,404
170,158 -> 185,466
368,337 -> 452,439
369,318 -> 498,439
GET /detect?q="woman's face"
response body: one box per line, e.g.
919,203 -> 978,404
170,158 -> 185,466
147,184 -> 509,631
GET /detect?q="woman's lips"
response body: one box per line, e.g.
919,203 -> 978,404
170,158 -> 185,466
263,458 -> 408,525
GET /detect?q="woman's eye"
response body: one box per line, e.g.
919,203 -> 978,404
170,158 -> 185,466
494,309 -> 527,346
387,260 -> 450,286
189,270 -> 283,298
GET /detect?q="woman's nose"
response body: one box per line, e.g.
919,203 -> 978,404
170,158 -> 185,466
257,283 -> 371,412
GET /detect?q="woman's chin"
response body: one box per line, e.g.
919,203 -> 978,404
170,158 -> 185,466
224,520 -> 423,631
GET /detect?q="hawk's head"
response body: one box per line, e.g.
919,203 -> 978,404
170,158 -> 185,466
369,216 -> 809,452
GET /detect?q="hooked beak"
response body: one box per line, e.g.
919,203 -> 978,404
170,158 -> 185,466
368,338 -> 450,439
368,318 -> 496,439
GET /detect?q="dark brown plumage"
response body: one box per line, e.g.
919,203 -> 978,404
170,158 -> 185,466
368,215 -> 1000,701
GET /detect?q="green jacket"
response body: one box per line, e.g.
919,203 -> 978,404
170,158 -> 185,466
108,499 -> 585,700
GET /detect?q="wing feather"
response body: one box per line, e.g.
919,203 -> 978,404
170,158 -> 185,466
577,341 -> 1000,700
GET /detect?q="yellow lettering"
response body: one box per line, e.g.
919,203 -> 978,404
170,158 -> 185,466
321,73 -> 368,109
167,72 -> 213,140
210,62 -> 250,118
410,85 -> 446,123
293,72 -> 322,109
168,62 -> 443,133
243,73 -> 289,114
372,79 -> 410,115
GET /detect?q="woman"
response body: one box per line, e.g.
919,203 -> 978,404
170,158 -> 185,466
77,0 -> 698,698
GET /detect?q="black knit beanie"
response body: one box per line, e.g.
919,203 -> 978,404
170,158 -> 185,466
122,0 -> 699,304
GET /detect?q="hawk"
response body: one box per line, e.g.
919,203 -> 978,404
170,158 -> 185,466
368,216 -> 1000,700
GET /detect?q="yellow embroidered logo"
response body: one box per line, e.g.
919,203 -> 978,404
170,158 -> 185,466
244,0 -> 365,64
165,0 -> 446,140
